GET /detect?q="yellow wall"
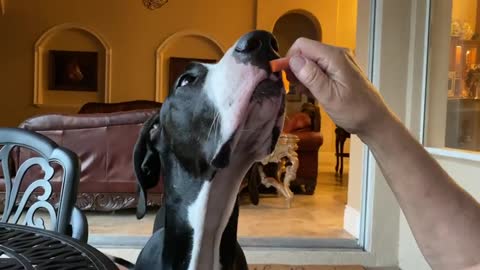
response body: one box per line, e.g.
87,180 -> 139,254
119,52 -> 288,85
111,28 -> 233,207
0,0 -> 257,127
337,0 -> 359,50
257,0 -> 358,154
273,13 -> 320,57
157,34 -> 224,100
452,0 -> 478,32
320,0 -> 358,154
256,0 -> 339,45
0,0 -> 358,157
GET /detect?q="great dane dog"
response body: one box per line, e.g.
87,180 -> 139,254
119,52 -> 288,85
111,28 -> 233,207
131,30 -> 286,270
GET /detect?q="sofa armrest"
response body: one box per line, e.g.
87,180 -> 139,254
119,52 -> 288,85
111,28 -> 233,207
290,131 -> 323,151
78,100 -> 162,114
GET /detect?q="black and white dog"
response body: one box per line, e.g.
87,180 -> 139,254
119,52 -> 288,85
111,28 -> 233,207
132,30 -> 286,270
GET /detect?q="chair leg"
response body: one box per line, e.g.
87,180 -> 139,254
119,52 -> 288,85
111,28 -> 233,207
335,136 -> 340,176
70,206 -> 89,243
248,173 -> 260,205
339,139 -> 345,178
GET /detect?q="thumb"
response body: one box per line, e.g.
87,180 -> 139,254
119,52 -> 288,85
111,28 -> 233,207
289,55 -> 330,101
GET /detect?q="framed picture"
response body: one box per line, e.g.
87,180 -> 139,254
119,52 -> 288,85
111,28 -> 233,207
168,57 -> 217,92
48,50 -> 98,91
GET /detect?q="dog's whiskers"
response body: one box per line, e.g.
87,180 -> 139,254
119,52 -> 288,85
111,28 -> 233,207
207,112 -> 220,142
214,112 -> 220,142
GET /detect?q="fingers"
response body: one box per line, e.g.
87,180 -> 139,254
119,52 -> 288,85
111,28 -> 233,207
286,37 -> 350,72
286,37 -> 337,61
288,55 -> 331,103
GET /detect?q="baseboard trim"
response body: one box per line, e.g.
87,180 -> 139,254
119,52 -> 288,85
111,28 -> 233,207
89,235 -> 360,250
344,205 -> 360,239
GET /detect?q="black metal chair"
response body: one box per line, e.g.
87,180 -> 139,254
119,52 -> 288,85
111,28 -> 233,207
0,127 -> 88,242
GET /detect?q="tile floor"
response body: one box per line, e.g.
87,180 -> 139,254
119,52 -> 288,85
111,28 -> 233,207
86,157 -> 352,239
90,156 -> 355,264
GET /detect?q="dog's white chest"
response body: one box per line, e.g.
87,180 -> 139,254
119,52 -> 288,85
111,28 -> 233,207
187,181 -> 222,270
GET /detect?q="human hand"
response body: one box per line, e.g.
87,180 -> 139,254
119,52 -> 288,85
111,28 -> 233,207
285,37 -> 394,137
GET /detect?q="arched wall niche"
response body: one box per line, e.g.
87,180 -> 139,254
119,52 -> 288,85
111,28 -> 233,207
155,30 -> 225,102
271,9 -> 322,113
34,23 -> 112,108
272,9 -> 322,55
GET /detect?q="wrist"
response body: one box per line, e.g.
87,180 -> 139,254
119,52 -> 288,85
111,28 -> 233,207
357,109 -> 402,147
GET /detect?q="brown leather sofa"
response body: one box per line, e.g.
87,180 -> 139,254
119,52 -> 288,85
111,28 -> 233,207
282,103 -> 323,194
0,107 -> 163,212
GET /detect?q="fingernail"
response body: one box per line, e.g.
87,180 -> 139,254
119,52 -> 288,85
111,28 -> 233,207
289,55 -> 306,72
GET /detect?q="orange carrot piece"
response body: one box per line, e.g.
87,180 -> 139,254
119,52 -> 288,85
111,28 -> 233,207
270,57 -> 291,72
281,70 -> 290,94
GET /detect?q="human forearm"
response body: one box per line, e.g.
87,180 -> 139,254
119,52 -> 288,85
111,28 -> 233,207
360,113 -> 480,270
285,38 -> 480,269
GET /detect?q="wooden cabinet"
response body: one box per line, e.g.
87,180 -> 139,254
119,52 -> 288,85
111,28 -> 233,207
445,98 -> 480,151
449,37 -> 480,98
446,37 -> 480,151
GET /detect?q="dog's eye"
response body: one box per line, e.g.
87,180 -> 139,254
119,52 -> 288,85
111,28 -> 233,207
177,74 -> 197,88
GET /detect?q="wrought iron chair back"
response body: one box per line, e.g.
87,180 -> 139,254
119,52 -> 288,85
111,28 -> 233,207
0,127 -> 87,241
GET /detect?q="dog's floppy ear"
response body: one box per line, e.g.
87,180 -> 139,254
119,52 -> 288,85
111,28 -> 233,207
134,111 -> 161,219
211,137 -> 232,169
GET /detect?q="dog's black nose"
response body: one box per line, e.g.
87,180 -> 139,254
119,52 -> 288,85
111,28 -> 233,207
235,30 -> 279,54
233,30 -> 280,71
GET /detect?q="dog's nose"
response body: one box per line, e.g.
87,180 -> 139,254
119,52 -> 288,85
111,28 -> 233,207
233,30 -> 280,71
235,30 -> 279,54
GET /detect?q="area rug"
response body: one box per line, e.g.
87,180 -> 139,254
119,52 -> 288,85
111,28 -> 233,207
248,265 -> 365,270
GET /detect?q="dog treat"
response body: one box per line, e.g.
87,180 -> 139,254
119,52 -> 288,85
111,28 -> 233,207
281,70 -> 290,94
270,57 -> 291,72
270,58 -> 291,93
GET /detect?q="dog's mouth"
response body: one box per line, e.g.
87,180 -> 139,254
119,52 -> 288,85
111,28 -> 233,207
251,71 -> 283,101
212,76 -> 284,167
229,67 -> 285,159
204,30 -> 287,168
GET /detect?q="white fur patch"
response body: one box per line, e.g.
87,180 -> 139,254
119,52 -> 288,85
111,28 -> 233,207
203,48 -> 268,156
187,181 -> 212,270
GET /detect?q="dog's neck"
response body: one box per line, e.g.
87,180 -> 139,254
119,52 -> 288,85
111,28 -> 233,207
162,153 -> 251,270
